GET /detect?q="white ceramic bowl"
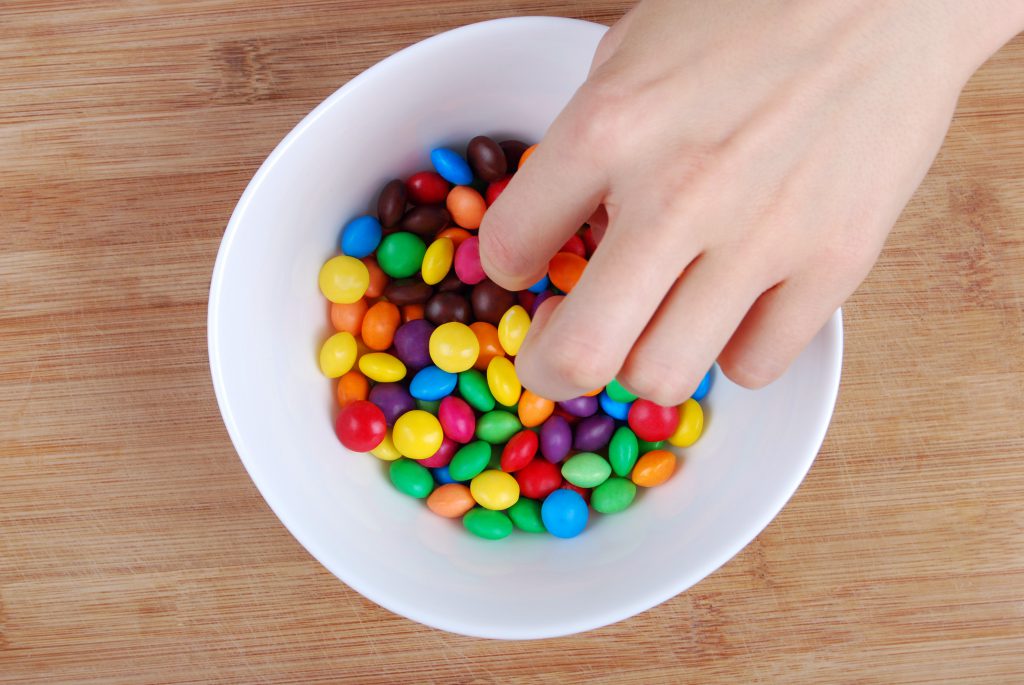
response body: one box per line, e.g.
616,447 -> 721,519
208,16 -> 842,640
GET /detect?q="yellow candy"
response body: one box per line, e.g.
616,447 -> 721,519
420,237 -> 454,286
498,305 -> 530,356
318,331 -> 357,378
392,410 -> 444,460
358,352 -> 406,382
487,356 -> 521,407
469,469 -> 520,510
319,255 -> 369,304
370,430 -> 402,461
429,322 -> 480,373
668,398 -> 704,447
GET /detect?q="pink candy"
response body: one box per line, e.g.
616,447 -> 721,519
438,396 -> 476,443
419,436 -> 457,467
453,236 -> 485,285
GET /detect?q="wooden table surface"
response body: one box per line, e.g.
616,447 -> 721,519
2,1 -> 1022,682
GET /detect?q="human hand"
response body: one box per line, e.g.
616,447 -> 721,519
480,0 -> 1022,404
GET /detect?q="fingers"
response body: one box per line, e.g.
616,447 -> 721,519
514,204 -> 697,401
618,248 -> 774,405
478,103 -> 607,291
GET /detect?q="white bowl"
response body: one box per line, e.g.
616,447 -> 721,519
208,16 -> 842,640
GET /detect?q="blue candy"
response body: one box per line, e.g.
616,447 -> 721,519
409,365 -> 457,401
430,148 -> 473,185
691,367 -> 713,401
432,466 -> 456,484
339,215 -> 382,258
527,275 -> 550,294
598,391 -> 631,421
541,489 -> 589,539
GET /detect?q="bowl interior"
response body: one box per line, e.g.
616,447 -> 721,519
209,17 -> 842,639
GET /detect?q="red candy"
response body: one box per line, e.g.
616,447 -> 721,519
335,400 -> 387,451
627,398 -> 680,442
559,234 -> 586,258
517,290 -> 536,312
500,430 -> 539,472
560,481 -> 591,504
515,459 -> 562,499
485,175 -> 512,205
581,226 -> 599,256
406,171 -> 450,205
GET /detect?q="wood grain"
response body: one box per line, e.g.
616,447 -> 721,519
1,2 -> 1022,682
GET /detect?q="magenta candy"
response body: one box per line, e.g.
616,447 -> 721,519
572,414 -> 615,451
368,382 -> 416,425
627,398 -> 681,442
438,395 -> 476,443
558,395 -> 599,418
392,319 -> 435,370
540,415 -> 572,463
419,436 -> 457,467
453,236 -> 486,285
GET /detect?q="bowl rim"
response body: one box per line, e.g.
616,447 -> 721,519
208,15 -> 844,640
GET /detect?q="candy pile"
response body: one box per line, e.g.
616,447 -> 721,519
317,135 -> 712,540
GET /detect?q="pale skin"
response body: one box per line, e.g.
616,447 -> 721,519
479,0 -> 1024,404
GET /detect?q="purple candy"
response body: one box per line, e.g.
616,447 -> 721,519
530,290 -> 553,317
558,395 -> 598,418
392,319 -> 435,370
368,383 -> 416,425
540,415 -> 572,463
573,414 -> 615,452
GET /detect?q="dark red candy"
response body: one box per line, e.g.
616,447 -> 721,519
515,458 -> 562,499
406,171 -> 449,205
383,278 -> 433,305
335,400 -> 387,452
485,175 -> 512,205
377,179 -> 407,228
560,481 -> 591,504
400,205 -> 450,236
425,292 -> 472,325
470,280 -> 517,325
517,290 -> 536,312
559,234 -> 586,258
467,135 -> 508,182
499,139 -> 530,172
500,429 -> 539,472
581,226 -> 599,256
627,398 -> 681,442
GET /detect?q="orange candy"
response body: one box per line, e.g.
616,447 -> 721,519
548,252 -> 587,293
446,186 -> 487,229
470,321 -> 505,371
330,298 -> 368,335
361,301 -> 401,350
336,370 -> 370,407
402,303 -> 424,322
519,143 -> 538,167
427,483 -> 476,518
436,227 -> 473,248
518,390 -> 555,428
362,256 -> 388,298
582,387 -> 602,397
631,449 -> 677,487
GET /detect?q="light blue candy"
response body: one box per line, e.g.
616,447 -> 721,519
339,215 -> 382,258
409,365 -> 457,401
527,275 -> 550,293
598,391 -> 631,421
430,148 -> 473,185
691,367 -> 713,401
541,489 -> 589,539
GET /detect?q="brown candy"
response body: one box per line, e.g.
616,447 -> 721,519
400,205 -> 450,236
436,270 -> 467,293
384,279 -> 434,305
499,139 -> 530,173
377,179 -> 407,228
425,292 -> 472,325
471,280 -> 517,325
467,136 -> 507,182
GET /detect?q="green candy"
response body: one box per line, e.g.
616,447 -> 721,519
609,426 -> 640,477
448,441 -> 491,482
415,398 -> 440,414
605,379 -> 637,403
561,452 -> 612,488
508,498 -> 546,533
388,459 -> 434,498
463,508 -> 513,540
591,477 -> 637,514
376,232 -> 426,279
458,369 -> 495,412
638,438 -> 665,453
476,410 -> 522,444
